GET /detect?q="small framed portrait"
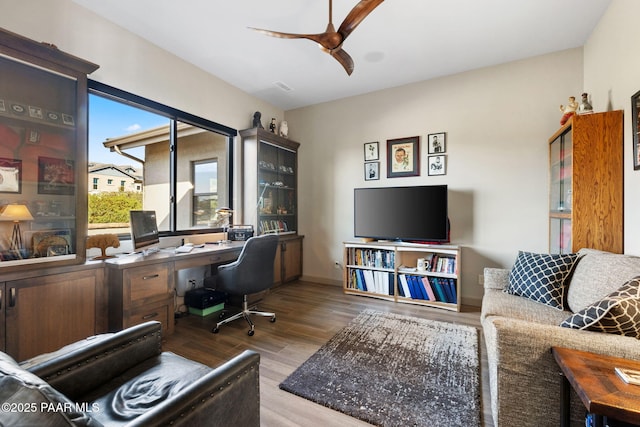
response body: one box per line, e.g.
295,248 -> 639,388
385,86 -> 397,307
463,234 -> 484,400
364,141 -> 379,161
365,162 -> 380,181
27,129 -> 40,144
0,158 -> 22,193
61,113 -> 75,126
428,155 -> 446,176
28,105 -> 43,120
387,136 -> 420,178
428,132 -> 446,154
38,157 -> 75,195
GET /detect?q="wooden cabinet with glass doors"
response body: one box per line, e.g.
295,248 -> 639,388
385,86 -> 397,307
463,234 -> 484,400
548,110 -> 623,254
0,28 -> 98,273
240,127 -> 303,283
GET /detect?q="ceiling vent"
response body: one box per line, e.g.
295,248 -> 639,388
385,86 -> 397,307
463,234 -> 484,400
274,81 -> 293,92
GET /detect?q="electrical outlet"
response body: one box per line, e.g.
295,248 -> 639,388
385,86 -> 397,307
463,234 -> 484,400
478,274 -> 484,286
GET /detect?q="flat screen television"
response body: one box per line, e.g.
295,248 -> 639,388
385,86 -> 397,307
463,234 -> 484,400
129,210 -> 160,252
354,185 -> 449,242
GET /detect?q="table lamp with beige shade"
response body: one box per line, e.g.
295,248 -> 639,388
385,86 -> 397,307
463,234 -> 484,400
0,204 -> 34,251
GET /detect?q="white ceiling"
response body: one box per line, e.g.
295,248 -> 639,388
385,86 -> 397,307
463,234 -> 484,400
72,0 -> 611,111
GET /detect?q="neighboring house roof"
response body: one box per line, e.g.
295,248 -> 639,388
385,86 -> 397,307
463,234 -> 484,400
88,163 -> 142,181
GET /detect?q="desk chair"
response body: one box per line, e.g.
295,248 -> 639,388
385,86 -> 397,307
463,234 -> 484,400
211,234 -> 279,336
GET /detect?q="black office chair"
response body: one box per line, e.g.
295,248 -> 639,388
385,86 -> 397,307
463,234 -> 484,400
210,234 -> 279,336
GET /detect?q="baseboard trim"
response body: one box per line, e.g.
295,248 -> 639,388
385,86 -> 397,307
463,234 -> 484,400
299,275 -> 342,287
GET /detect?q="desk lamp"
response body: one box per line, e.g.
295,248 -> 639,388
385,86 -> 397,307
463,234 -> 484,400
215,207 -> 234,244
0,204 -> 34,251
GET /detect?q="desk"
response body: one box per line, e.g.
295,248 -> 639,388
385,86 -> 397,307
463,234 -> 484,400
104,242 -> 244,335
552,346 -> 640,427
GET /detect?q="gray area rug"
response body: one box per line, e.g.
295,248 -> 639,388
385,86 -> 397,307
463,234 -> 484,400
279,309 -> 481,426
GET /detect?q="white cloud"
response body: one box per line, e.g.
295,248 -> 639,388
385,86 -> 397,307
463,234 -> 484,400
126,124 -> 141,132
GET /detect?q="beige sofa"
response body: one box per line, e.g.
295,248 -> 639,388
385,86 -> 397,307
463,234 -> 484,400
481,248 -> 640,427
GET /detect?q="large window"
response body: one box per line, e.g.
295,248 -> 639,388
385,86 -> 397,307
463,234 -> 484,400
88,81 -> 235,238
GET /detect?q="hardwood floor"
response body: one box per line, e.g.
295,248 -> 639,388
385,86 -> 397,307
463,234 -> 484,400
163,280 -> 493,427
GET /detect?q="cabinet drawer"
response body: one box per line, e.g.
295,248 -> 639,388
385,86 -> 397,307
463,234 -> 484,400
126,302 -> 170,333
124,264 -> 170,304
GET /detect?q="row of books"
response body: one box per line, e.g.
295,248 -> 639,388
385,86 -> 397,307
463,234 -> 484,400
349,248 -> 395,269
398,274 -> 457,304
349,269 -> 394,295
259,220 -> 290,234
423,254 -> 457,274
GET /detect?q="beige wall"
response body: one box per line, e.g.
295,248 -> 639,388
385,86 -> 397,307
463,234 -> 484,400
286,49 -> 584,304
583,0 -> 640,256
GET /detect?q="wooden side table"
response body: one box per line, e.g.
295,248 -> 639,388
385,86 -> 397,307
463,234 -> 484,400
552,346 -> 640,427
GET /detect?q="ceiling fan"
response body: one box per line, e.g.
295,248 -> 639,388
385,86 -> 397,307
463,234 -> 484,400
249,0 -> 384,75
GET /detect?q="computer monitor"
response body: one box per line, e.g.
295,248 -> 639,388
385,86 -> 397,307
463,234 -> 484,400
129,210 -> 160,253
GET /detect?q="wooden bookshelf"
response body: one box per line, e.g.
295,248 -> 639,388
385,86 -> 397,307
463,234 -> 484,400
343,241 -> 461,312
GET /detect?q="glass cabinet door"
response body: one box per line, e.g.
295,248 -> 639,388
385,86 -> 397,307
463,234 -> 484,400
550,217 -> 572,254
257,141 -> 297,234
549,128 -> 573,254
0,29 -> 97,272
549,131 -> 572,213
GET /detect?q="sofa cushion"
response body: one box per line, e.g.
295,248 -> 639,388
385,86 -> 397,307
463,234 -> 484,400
0,352 -> 100,426
567,248 -> 640,313
482,288 -> 571,325
506,251 -> 579,309
87,352 -> 212,426
561,277 -> 640,338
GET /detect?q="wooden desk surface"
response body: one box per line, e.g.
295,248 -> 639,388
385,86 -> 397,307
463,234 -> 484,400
552,346 -> 640,425
103,241 -> 245,269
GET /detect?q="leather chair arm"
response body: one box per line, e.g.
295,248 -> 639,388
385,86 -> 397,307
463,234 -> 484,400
126,350 -> 261,427
25,321 -> 162,400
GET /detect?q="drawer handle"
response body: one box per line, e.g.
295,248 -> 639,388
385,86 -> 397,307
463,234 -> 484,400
142,274 -> 160,280
9,287 -> 15,308
142,312 -> 159,320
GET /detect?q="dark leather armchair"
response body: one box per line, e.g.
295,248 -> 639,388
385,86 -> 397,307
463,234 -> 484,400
210,234 -> 279,336
0,321 -> 260,426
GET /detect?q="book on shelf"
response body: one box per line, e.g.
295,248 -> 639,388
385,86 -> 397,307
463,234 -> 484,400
428,277 -> 447,303
421,277 -> 436,301
351,248 -> 395,269
350,268 -> 393,296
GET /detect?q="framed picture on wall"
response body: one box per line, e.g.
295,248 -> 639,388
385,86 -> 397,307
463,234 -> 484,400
364,141 -> 379,161
38,156 -> 75,195
427,132 -> 446,154
428,155 -> 446,176
387,136 -> 420,178
364,162 -> 380,180
0,158 -> 22,193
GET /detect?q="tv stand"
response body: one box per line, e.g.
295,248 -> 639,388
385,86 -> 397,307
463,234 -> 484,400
343,241 -> 461,312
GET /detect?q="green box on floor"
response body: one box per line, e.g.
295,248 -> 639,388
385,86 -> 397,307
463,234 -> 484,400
188,303 -> 224,317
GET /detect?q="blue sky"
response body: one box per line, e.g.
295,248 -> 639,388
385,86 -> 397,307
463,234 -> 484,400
88,94 -> 168,165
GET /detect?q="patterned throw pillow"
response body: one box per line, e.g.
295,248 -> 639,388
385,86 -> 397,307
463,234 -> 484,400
505,251 -> 579,309
560,277 -> 640,338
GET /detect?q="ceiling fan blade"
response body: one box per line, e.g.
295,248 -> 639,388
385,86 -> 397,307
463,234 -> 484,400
250,27 -> 342,51
330,47 -> 354,76
337,0 -> 385,41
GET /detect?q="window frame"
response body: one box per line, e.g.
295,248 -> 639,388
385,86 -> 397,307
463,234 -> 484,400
88,80 -> 237,237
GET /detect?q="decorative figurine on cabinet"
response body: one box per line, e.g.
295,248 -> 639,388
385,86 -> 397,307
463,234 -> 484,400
87,233 -> 120,260
578,93 -> 593,114
279,120 -> 289,138
559,96 -> 578,125
269,118 -> 276,133
252,111 -> 264,128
